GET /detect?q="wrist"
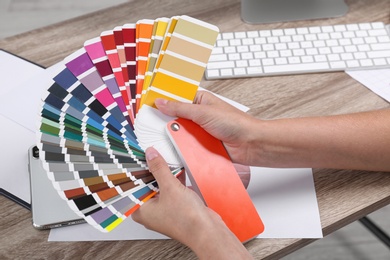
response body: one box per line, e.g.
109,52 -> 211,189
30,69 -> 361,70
185,208 -> 252,259
244,118 -> 268,166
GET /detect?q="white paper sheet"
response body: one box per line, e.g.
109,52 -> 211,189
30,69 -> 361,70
346,68 -> 390,102
49,167 -> 322,240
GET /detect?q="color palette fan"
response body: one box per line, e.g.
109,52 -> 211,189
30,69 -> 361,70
37,15 -> 219,232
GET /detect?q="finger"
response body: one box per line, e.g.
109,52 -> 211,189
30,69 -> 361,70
233,163 -> 251,189
145,147 -> 179,190
154,91 -> 219,117
193,90 -> 221,105
155,98 -> 200,119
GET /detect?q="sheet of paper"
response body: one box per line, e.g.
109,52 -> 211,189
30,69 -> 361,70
346,68 -> 390,102
249,167 -> 322,238
49,167 -> 322,240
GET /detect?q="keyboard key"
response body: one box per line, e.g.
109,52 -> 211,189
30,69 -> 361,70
288,57 -> 301,64
211,47 -> 223,54
254,51 -> 266,59
217,40 -> 229,47
369,29 -> 388,36
249,59 -> 261,66
247,31 -> 259,38
367,50 -> 390,58
280,50 -> 293,57
224,46 -> 236,53
284,28 -> 296,35
235,32 -> 246,38
318,33 -> 330,40
264,62 -> 329,73
228,53 -> 240,60
360,59 -> 374,66
220,68 -> 233,76
234,68 -> 246,75
288,42 -> 300,49
230,39 -> 241,46
236,60 -> 248,67
280,36 -> 292,43
359,23 -> 372,30
306,48 -> 319,55
330,61 -> 346,69
272,29 -> 284,36
346,60 -> 360,68
309,27 -> 321,34
237,45 -> 249,52
341,53 -> 354,60
293,49 -> 305,56
371,43 -> 390,50
242,38 -> 254,45
301,56 -> 314,63
373,58 -> 387,66
314,55 -> 327,62
222,32 -> 234,39
319,47 -> 331,54
378,36 -> 390,43
207,61 -> 234,69
267,51 -> 279,58
241,52 -> 254,59
354,52 -> 367,59
322,26 -> 334,33
263,44 -> 274,51
346,24 -> 359,31
297,27 -> 309,34
275,57 -> 288,65
255,37 -> 266,44
209,54 -> 227,62
207,70 -> 219,78
334,25 -> 347,32
262,58 -> 274,66
247,67 -> 263,75
372,22 -> 385,29
249,45 -> 261,52
345,45 -> 358,52
260,30 -> 271,37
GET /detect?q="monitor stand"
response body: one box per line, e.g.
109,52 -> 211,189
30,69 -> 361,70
241,0 -> 349,24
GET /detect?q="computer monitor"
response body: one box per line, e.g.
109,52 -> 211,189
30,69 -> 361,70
241,0 -> 349,24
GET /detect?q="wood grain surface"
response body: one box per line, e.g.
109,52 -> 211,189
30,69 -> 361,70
1,0 -> 389,259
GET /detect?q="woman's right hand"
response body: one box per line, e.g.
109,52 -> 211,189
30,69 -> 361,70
155,91 -> 260,165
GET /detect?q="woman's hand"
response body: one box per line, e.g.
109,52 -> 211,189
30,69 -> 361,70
131,147 -> 253,259
155,91 -> 259,165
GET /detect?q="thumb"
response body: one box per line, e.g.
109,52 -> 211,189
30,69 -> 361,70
145,147 -> 178,190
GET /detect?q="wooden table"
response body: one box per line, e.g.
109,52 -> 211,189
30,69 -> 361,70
1,0 -> 389,259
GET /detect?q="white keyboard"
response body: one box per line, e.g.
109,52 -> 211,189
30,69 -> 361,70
205,22 -> 390,79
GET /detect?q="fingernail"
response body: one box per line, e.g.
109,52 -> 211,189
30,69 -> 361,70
146,147 -> 159,161
155,98 -> 168,106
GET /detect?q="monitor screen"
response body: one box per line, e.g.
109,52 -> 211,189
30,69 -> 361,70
241,0 -> 349,24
